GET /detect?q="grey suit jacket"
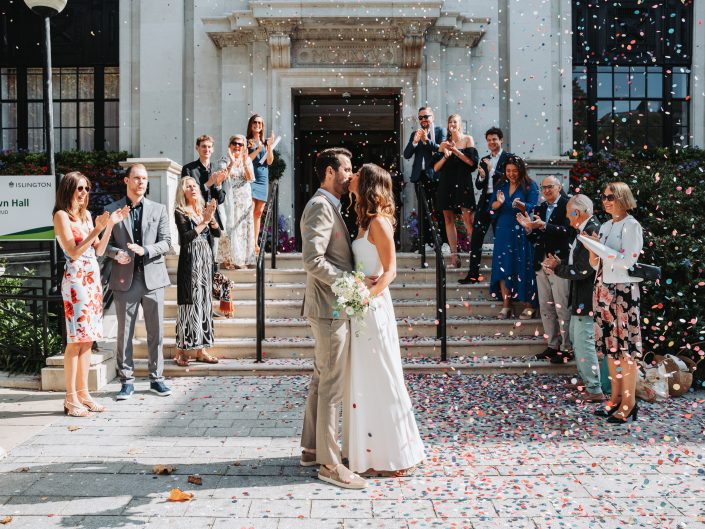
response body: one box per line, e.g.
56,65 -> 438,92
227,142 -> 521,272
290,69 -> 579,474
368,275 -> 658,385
300,190 -> 354,319
105,197 -> 172,292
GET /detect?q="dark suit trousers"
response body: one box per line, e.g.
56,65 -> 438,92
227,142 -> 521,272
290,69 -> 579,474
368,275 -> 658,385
416,172 -> 447,247
467,206 -> 493,280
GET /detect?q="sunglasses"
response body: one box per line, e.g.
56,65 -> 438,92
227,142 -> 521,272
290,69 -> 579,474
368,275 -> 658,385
76,185 -> 91,192
600,193 -> 616,202
231,142 -> 245,147
418,115 -> 431,120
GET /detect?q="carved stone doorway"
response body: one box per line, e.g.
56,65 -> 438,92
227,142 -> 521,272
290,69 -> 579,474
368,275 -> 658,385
293,90 -> 402,250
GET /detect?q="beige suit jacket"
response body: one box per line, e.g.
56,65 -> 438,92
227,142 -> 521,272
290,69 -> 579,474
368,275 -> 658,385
300,190 -> 354,319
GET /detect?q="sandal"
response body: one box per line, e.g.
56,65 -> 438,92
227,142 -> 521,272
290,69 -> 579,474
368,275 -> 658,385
498,307 -> 513,320
196,350 -> 219,364
519,308 -> 536,320
77,390 -> 107,413
448,253 -> 460,268
174,351 -> 190,367
64,393 -> 90,417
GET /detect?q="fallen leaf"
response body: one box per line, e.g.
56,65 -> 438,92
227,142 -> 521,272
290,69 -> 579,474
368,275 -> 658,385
167,488 -> 194,502
152,465 -> 176,475
0,516 -> 12,525
127,448 -> 142,455
17,467 -> 30,473
187,475 -> 203,486
232,461 -> 241,466
67,425 -> 81,432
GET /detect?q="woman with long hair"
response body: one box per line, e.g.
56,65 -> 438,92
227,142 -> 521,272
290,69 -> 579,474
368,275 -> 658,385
582,182 -> 643,424
173,176 -> 221,366
219,134 -> 256,269
53,171 -> 128,416
433,114 -> 478,267
246,114 -> 275,254
487,156 -> 539,318
343,163 -> 425,477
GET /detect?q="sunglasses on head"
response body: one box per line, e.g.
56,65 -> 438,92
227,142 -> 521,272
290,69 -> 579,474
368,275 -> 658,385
76,185 -> 91,192
231,141 -> 245,147
418,114 -> 431,120
600,193 -> 616,202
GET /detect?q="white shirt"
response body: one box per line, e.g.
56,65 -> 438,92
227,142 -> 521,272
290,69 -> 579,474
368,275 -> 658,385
318,188 -> 341,210
589,215 -> 643,284
568,217 -> 590,266
487,149 -> 503,194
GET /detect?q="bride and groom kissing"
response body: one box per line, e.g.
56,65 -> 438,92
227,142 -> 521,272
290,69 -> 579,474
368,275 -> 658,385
299,147 -> 425,489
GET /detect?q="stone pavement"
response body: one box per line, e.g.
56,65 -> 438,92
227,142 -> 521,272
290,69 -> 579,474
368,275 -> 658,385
0,374 -> 704,529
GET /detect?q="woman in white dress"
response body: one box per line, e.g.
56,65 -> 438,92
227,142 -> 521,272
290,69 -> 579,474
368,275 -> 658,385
218,134 -> 256,269
344,163 -> 425,476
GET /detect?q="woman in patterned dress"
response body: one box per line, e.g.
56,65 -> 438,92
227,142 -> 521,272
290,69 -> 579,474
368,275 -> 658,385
246,114 -> 275,254
581,182 -> 643,424
173,176 -> 221,366
53,171 -> 128,417
219,134 -> 256,269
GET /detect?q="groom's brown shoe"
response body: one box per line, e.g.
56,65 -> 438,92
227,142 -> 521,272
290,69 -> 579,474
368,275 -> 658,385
319,464 -> 367,489
300,451 -> 317,467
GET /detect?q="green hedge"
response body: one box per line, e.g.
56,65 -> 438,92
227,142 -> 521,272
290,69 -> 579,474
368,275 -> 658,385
570,147 -> 705,363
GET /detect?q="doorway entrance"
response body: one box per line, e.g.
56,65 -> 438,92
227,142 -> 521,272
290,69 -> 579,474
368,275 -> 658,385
293,90 -> 402,249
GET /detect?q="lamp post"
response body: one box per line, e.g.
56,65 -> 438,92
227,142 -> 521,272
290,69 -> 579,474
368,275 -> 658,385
23,0 -> 67,288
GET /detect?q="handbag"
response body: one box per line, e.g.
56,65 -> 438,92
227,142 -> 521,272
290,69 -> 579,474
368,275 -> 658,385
628,262 -> 661,281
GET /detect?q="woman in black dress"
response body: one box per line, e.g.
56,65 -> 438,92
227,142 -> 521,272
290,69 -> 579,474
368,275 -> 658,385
433,114 -> 479,268
173,176 -> 221,367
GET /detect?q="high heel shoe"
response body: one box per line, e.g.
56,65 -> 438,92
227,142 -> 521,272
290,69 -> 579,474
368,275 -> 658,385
64,393 -> 90,417
593,401 -> 621,417
606,403 -> 638,424
77,391 -> 107,413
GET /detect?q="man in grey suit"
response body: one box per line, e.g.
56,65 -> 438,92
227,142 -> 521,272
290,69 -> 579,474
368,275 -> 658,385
105,163 -> 173,400
299,147 -> 367,490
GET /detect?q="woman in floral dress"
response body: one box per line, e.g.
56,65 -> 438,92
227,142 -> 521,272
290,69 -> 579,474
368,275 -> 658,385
53,171 -> 128,417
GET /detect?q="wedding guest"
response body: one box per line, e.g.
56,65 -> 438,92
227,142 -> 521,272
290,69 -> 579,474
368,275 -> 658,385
433,113 -> 478,268
488,156 -> 538,319
247,114 -> 275,254
582,182 -> 643,424
173,177 -> 220,366
181,134 -> 227,273
219,134 -> 257,269
53,171 -> 128,416
460,127 -> 511,284
403,106 -> 446,250
542,194 -> 605,402
517,176 -> 573,361
105,164 -> 173,400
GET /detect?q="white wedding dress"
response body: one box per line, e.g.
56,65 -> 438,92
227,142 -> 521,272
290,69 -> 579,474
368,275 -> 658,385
343,225 -> 426,473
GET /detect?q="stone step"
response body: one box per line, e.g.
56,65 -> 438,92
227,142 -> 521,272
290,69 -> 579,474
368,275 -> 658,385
131,335 -> 546,360
161,299 -> 513,319
165,252 -> 492,270
133,355 -> 572,377
135,317 -> 543,339
164,282 -> 494,301
166,265 -> 491,284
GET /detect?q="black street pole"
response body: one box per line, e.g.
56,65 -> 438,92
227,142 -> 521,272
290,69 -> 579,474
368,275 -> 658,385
42,15 -> 60,291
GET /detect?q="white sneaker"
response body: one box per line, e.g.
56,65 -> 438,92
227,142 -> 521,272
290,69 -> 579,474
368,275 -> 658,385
441,243 -> 451,256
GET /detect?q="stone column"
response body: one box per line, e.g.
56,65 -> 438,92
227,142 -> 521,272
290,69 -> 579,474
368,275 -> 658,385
119,158 -> 183,253
692,0 -> 705,148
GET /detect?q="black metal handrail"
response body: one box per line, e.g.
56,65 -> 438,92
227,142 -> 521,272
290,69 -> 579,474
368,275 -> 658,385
255,180 -> 280,362
415,183 -> 447,361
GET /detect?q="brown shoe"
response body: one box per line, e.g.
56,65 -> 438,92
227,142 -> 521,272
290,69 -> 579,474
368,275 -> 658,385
300,451 -> 317,467
582,392 -> 607,403
565,380 -> 585,391
318,464 -> 367,489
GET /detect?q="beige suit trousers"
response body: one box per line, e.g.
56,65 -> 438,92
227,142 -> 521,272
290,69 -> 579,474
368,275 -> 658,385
300,316 -> 350,466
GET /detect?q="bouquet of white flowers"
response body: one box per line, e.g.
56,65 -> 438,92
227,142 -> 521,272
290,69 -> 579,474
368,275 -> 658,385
331,270 -> 374,319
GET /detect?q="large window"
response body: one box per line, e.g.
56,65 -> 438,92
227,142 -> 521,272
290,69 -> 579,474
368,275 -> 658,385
0,66 -> 119,152
572,0 -> 693,149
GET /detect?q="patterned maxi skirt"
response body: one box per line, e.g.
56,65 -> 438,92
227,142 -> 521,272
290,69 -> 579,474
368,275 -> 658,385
592,269 -> 643,360
176,237 -> 214,350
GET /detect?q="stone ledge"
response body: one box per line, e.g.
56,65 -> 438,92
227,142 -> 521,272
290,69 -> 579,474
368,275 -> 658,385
41,341 -> 117,392
0,371 -> 41,390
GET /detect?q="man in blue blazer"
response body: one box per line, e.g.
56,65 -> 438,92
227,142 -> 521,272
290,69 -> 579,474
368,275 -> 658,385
403,106 -> 446,248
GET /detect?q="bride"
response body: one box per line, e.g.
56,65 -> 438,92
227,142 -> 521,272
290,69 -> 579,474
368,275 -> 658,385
344,163 -> 425,476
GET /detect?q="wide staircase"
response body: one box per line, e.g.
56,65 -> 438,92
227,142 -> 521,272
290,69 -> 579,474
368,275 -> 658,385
132,252 -> 575,377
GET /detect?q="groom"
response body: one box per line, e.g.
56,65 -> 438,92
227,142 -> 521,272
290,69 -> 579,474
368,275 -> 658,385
299,147 -> 367,489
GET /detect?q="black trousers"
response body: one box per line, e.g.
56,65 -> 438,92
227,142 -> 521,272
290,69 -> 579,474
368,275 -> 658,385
466,206 -> 493,279
415,173 -> 447,247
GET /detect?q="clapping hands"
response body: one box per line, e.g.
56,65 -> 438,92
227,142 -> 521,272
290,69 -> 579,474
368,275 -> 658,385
496,190 -> 505,205
202,199 -> 217,224
516,211 -> 545,232
94,211 -> 111,230
542,253 -> 561,274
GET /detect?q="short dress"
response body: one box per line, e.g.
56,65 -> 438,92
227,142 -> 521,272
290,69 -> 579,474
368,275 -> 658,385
436,146 -> 479,212
60,220 -> 104,343
249,139 -> 270,202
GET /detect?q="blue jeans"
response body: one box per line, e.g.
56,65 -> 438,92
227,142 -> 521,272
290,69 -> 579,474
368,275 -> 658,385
569,315 -> 602,394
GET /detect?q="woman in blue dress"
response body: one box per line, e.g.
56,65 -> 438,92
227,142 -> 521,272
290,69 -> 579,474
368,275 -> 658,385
487,156 -> 539,319
246,114 -> 275,254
